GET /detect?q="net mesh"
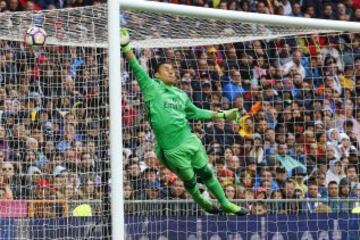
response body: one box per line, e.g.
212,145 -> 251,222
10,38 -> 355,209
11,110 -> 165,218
0,4 -> 339,48
120,4 -> 360,240
0,2 -> 359,240
123,31 -> 360,239
0,6 -> 110,238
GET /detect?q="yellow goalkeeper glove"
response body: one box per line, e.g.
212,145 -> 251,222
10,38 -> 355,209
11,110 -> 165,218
216,108 -> 241,121
120,28 -> 132,54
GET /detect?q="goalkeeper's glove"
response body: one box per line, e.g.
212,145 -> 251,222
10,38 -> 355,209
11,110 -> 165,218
120,28 -> 132,54
216,108 -> 241,121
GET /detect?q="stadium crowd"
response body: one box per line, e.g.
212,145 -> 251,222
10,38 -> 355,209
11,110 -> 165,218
0,0 -> 359,216
122,0 -> 360,215
0,40 -> 108,203
0,0 -> 108,205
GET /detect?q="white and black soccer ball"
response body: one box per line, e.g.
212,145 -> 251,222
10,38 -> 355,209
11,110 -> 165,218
24,26 -> 48,47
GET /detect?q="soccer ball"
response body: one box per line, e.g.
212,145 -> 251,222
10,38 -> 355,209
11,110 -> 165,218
24,26 -> 48,47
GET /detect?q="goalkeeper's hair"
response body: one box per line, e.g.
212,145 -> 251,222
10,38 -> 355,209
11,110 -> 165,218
148,57 -> 173,77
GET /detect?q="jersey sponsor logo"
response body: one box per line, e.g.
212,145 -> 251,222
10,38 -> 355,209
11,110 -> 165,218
163,98 -> 182,110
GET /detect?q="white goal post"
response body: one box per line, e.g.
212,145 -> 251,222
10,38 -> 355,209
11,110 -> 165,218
108,0 -> 123,240
120,0 -> 360,33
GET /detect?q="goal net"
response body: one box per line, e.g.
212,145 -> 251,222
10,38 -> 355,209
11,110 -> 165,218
0,1 -> 359,239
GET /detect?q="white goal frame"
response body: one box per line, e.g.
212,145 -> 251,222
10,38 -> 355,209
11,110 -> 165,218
111,1 -> 360,239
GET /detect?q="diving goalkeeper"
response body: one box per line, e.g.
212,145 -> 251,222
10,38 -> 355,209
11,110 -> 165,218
121,28 -> 248,215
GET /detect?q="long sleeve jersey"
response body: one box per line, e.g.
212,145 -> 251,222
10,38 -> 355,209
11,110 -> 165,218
128,58 -> 214,150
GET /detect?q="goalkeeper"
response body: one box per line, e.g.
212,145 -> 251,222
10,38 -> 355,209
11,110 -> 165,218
121,28 -> 248,215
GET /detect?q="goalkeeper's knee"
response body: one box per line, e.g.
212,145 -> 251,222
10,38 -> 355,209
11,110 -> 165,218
183,175 -> 197,191
194,165 -> 213,183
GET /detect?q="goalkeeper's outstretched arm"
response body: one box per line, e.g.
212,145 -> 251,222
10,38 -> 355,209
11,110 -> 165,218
185,97 -> 241,122
120,28 -> 155,94
120,27 -> 241,121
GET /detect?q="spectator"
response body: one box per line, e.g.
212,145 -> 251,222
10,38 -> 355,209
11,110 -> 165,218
241,0 -> 254,8
225,154 -> 240,173
353,183 -> 360,199
327,181 -> 342,213
33,178 -> 55,200
124,182 -> 134,200
282,180 -> 303,213
289,167 -> 307,197
237,169 -> 255,195
275,143 -> 306,177
144,181 -> 162,200
79,177 -> 100,200
125,162 -> 143,198
243,189 -> 255,210
222,45 -> 239,70
255,187 -> 267,199
283,49 -> 306,79
205,119 -> 233,146
325,160 -> 346,186
255,168 -> 279,191
59,183 -> 81,200
223,69 -> 245,102
1,162 -> 22,197
0,182 -> 13,200
266,108 -> 278,130
141,151 -> 160,172
25,137 -> 48,168
339,177 -> 353,210
338,133 -> 357,157
224,184 -> 236,200
279,0 -> 292,16
264,128 -> 277,152
56,124 -> 81,152
312,170 -> 327,197
239,115 -> 254,138
218,167 -> 235,186
85,141 -> 101,170
252,201 -> 267,215
321,3 -> 335,19
270,190 -> 286,214
0,125 -> 12,161
346,165 -> 359,191
52,165 -> 69,195
0,1 -> 7,12
274,167 -> 287,190
8,0 -> 22,11
168,179 -> 186,199
327,128 -> 340,149
304,182 -> 321,213
291,2 -> 303,17
249,133 -> 264,164
224,147 -> 234,163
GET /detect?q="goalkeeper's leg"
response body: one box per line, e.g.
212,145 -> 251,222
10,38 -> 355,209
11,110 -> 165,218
175,167 -> 220,214
194,165 -> 248,216
190,138 -> 248,216
156,142 -> 220,214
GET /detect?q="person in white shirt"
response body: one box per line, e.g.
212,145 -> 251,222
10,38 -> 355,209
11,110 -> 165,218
283,49 -> 306,79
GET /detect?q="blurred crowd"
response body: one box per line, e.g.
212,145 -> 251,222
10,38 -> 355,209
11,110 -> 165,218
0,0 -> 110,216
122,0 -> 360,215
156,0 -> 360,22
0,0 -> 105,12
0,0 -> 359,217
0,40 -> 108,203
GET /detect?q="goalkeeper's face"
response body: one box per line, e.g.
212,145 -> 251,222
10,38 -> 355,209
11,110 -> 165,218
155,63 -> 176,85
